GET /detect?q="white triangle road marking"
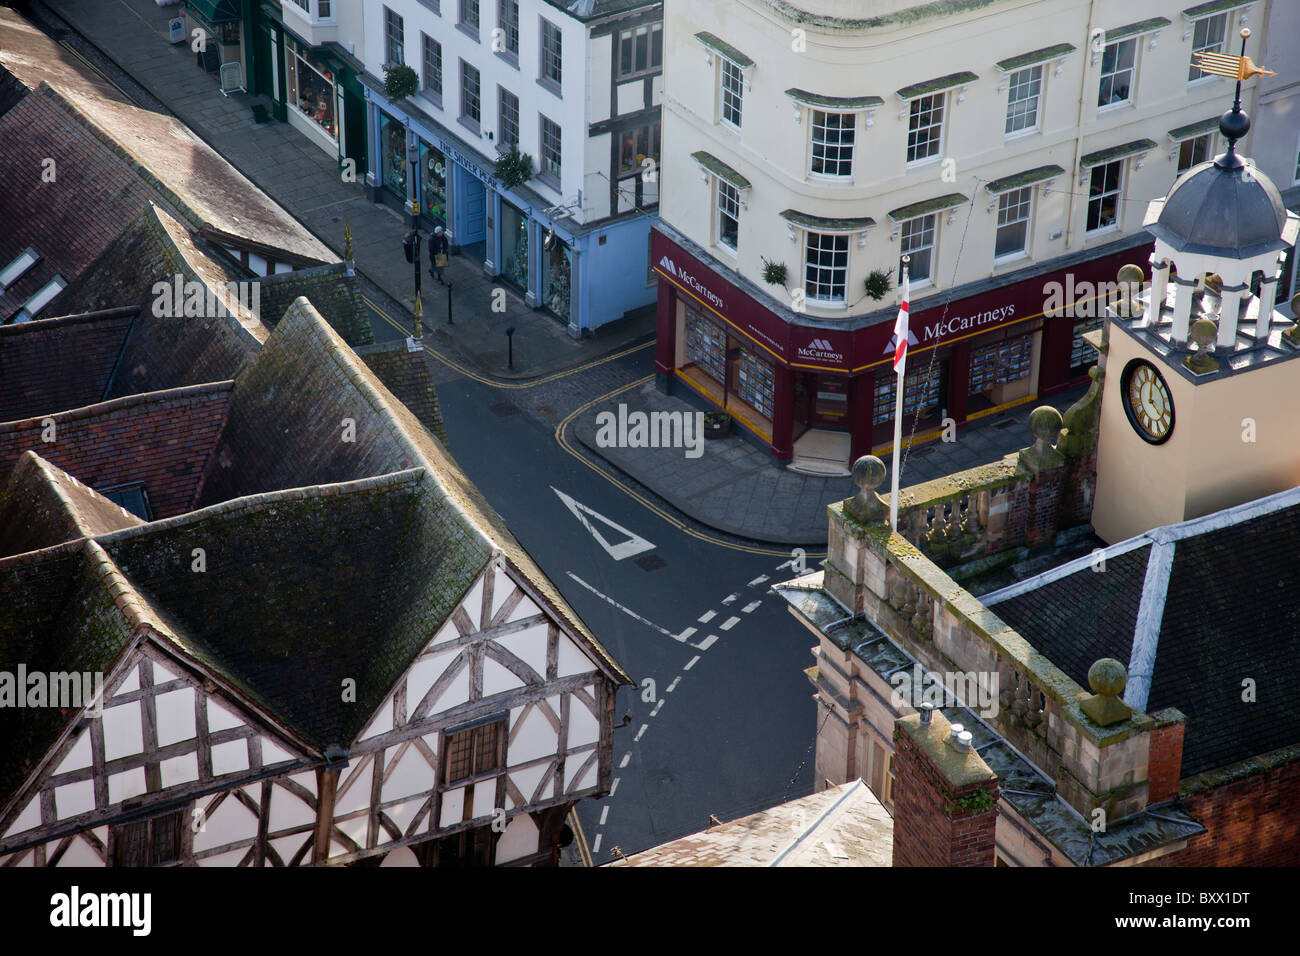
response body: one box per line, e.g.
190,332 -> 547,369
551,486 -> 656,561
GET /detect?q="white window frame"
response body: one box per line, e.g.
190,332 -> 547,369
617,22 -> 663,79
383,7 -> 405,67
1188,12 -> 1229,83
460,60 -> 481,128
714,178 -> 740,255
497,0 -> 519,58
809,109 -> 856,180
539,17 -> 563,90
1175,132 -> 1214,175
1004,65 -> 1042,137
1085,160 -> 1124,234
498,87 -> 519,148
719,56 -> 744,130
899,214 -> 936,286
422,34 -> 443,106
994,187 -> 1033,261
539,114 -> 562,185
804,231 -> 850,307
905,92 -> 945,166
1097,37 -> 1137,110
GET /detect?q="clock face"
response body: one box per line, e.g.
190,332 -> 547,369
1121,360 -> 1174,444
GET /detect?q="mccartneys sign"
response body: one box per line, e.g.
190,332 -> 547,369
883,304 -> 1017,355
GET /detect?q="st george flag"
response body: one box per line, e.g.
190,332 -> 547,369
893,269 -> 910,374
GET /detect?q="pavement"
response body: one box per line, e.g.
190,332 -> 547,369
40,0 -> 655,381
572,380 -> 1093,545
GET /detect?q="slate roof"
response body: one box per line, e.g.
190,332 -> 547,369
986,487 -> 1300,776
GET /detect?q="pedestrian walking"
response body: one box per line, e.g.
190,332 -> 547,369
429,226 -> 449,285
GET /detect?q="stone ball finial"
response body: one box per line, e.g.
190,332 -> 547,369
1190,318 -> 1217,351
1088,658 -> 1127,697
1029,406 -> 1063,445
847,455 -> 888,524
1291,292 -> 1300,315
1117,264 -> 1145,285
852,455 -> 886,491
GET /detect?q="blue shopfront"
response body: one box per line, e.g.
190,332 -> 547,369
364,86 -> 656,336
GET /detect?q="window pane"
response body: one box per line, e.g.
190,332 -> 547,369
805,232 -> 848,302
1005,66 -> 1041,135
907,94 -> 943,163
720,58 -> 743,127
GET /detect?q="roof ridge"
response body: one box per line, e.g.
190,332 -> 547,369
92,466 -> 428,547
13,451 -> 141,542
0,306 -> 137,338
0,380 -> 234,431
80,537 -> 159,636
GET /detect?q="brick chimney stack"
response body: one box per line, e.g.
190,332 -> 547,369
893,706 -> 999,867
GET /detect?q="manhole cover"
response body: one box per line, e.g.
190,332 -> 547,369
490,402 -> 520,417
634,554 -> 667,572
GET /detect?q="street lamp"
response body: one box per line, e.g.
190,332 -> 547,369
506,327 -> 515,369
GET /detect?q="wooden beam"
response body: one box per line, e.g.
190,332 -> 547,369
311,767 -> 340,864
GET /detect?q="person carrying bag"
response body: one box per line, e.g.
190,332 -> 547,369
429,226 -> 449,285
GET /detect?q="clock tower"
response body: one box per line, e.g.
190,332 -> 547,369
1091,31 -> 1300,544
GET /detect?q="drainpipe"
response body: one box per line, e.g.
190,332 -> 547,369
1065,0 -> 1100,254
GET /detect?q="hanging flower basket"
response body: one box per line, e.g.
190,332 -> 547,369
703,410 -> 732,439
383,63 -> 419,101
495,145 -> 534,189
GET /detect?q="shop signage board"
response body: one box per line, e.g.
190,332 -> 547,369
653,228 -> 1149,376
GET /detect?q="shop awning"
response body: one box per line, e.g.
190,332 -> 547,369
185,0 -> 242,24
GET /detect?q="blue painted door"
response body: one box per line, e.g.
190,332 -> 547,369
459,172 -> 486,244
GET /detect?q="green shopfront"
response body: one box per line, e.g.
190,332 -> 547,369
257,2 -> 367,178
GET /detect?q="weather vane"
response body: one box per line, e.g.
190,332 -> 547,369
1190,28 -> 1275,83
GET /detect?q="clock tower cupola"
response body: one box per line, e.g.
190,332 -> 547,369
1091,29 -> 1300,543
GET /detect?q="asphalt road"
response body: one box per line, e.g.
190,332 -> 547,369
434,349 -> 818,862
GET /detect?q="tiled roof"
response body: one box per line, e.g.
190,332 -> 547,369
0,452 -> 143,558
616,780 -> 892,867
257,264 -> 373,348
0,309 -> 134,422
988,488 -> 1300,776
359,343 -> 448,444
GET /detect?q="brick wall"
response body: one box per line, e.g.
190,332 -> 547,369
893,714 -> 999,867
0,383 -> 232,519
1145,756 -> 1300,867
1147,719 -> 1185,806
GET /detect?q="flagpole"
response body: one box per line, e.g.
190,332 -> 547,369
890,258 -> 910,534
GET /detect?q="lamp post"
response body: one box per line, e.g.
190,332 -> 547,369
406,140 -> 421,303
506,327 -> 515,369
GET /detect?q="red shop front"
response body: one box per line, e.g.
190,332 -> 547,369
651,225 -> 1150,463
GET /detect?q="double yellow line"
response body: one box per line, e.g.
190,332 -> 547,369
568,807 -> 594,867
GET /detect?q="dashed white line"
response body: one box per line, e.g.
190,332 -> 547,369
695,634 -> 719,651
649,699 -> 664,717
698,609 -> 717,624
742,601 -> 761,613
678,626 -> 697,642
684,655 -> 700,670
619,752 -> 631,769
592,834 -> 603,854
748,574 -> 769,587
666,676 -> 681,693
719,616 -> 740,631
610,777 -> 620,795
721,593 -> 738,605
599,805 -> 609,826
567,573 -> 686,642
634,723 -> 648,741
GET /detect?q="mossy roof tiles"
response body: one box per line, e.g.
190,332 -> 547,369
693,32 -> 753,68
996,43 -> 1076,72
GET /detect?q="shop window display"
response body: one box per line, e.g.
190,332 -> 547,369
419,141 -> 448,226
380,113 -> 407,200
501,203 -> 529,290
542,237 -> 571,319
287,40 -> 337,138
873,363 -> 942,424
